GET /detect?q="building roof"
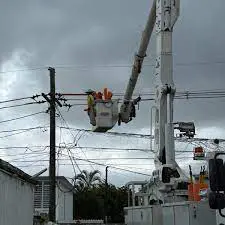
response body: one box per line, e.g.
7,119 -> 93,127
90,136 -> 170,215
37,176 -> 74,190
0,158 -> 38,185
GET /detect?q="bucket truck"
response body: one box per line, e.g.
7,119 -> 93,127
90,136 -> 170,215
91,0 -> 193,202
86,0 -> 225,223
87,0 -> 225,224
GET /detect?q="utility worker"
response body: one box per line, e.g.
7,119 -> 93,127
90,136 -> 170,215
84,89 -> 96,126
103,88 -> 113,100
107,91 -> 112,100
96,91 -> 103,100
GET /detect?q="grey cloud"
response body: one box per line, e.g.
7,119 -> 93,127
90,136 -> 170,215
1,0 -> 225,129
1,0 -> 225,185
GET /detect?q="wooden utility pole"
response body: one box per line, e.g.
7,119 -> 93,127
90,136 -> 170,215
42,67 -> 62,222
48,67 -> 56,222
105,166 -> 109,224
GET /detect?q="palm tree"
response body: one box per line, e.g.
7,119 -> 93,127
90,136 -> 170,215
74,180 -> 85,192
75,169 -> 102,190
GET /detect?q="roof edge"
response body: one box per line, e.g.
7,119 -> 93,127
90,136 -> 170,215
0,159 -> 38,185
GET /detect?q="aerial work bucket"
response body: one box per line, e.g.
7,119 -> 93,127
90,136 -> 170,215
193,146 -> 205,160
92,99 -> 119,132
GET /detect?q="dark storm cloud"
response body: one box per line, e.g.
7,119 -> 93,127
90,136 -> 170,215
1,0 -> 225,130
1,0 -> 225,186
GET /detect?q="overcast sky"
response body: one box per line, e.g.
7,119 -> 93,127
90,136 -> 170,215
0,0 -> 225,186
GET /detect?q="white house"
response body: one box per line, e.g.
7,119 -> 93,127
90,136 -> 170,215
34,176 -> 74,223
0,158 -> 37,225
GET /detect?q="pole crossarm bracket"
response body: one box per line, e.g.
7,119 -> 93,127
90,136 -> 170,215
42,93 -> 63,107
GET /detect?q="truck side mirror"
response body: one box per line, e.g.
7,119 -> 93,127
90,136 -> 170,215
162,167 -> 170,183
208,152 -> 225,213
209,158 -> 225,191
209,192 -> 225,209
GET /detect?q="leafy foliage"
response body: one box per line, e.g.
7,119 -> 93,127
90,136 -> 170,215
75,169 -> 102,191
73,170 -> 128,223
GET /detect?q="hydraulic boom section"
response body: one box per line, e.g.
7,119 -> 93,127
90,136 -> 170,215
154,0 -> 180,167
151,0 -> 191,201
119,0 -> 156,124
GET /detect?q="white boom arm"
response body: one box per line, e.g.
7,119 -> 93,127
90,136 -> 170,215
154,0 -> 180,167
119,0 -> 180,165
119,0 -> 156,124
119,0 -> 188,198
152,0 -> 190,197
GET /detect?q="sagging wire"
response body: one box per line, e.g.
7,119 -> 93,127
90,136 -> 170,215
56,106 -> 95,170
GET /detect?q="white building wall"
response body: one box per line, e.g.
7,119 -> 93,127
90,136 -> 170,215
56,186 -> 64,222
64,190 -> 73,221
56,186 -> 73,222
0,170 -> 34,225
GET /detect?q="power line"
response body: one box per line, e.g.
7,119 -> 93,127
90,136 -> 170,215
0,130 -> 39,139
19,163 -> 152,176
59,94 -> 225,110
59,89 -> 225,97
0,60 -> 225,75
0,111 -> 45,124
0,145 -> 49,153
7,155 -> 192,163
63,146 -> 152,152
56,106 -> 95,171
57,128 -> 79,192
175,95 -> 225,100
63,94 -> 225,105
0,101 -> 46,110
0,145 -> 44,149
59,146 -> 219,153
107,165 -> 151,176
0,152 -> 151,172
21,155 -> 49,169
9,157 -> 152,176
18,163 -> 154,167
56,107 -> 85,173
0,147 -> 205,159
3,153 -> 49,162
58,127 -> 225,142
0,67 -> 46,74
46,61 -> 225,69
0,152 -> 49,157
22,155 -> 153,176
61,91 -> 225,99
0,126 -> 49,134
61,97 -> 225,106
0,123 -> 222,143
58,126 -> 153,139
0,96 -> 39,104
0,144 -> 220,153
0,125 -> 48,139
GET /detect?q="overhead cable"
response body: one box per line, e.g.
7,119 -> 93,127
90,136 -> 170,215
0,126 -> 49,134
0,96 -> 38,104
0,101 -> 46,110
0,111 -> 45,124
0,60 -> 225,74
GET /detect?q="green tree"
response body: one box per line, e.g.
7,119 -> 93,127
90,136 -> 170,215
73,175 -> 128,223
74,180 -> 85,193
74,187 -> 104,220
75,169 -> 102,190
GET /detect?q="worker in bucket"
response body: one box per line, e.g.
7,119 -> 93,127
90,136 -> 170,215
96,91 -> 103,100
84,89 -> 96,126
